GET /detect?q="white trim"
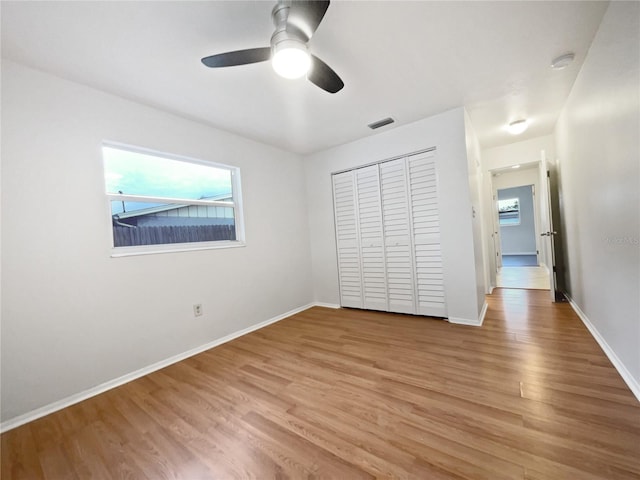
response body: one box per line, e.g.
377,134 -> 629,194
448,301 -> 488,327
107,194 -> 234,209
313,302 -> 341,309
502,252 -> 538,256
0,302 -> 324,433
101,140 -> 246,256
110,240 -> 246,258
566,295 -> 640,402
479,301 -> 488,325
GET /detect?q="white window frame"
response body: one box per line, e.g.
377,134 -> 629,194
102,141 -> 245,257
498,197 -> 521,227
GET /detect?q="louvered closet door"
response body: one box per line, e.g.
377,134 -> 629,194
332,171 -> 362,308
380,159 -> 415,314
355,165 -> 388,311
408,152 -> 447,317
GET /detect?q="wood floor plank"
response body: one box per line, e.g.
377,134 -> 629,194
2,289 -> 639,479
1,427 -> 46,479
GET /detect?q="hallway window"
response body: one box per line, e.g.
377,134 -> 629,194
498,198 -> 520,226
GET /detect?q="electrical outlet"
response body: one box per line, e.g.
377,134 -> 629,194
193,304 -> 203,317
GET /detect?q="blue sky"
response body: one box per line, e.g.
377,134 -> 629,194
103,146 -> 232,214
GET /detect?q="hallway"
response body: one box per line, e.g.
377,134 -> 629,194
497,266 -> 550,290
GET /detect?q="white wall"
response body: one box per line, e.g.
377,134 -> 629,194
483,135 -> 554,171
463,111 -> 489,306
0,61 -> 313,422
492,167 -> 540,193
554,2 -> 640,391
304,107 -> 485,324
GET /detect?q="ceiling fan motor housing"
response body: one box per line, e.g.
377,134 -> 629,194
270,2 -> 307,53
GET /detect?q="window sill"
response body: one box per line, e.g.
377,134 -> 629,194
110,240 -> 246,258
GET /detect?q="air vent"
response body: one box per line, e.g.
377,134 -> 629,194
368,117 -> 395,130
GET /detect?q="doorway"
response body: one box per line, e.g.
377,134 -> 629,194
498,185 -> 537,266
491,165 -> 550,290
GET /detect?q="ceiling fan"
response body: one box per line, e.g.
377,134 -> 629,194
201,0 -> 344,94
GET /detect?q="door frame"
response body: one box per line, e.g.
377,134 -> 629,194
487,161 -> 546,285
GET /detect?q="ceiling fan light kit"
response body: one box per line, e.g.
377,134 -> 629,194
201,0 -> 344,93
271,38 -> 311,79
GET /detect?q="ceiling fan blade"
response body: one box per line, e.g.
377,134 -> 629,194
308,54 -> 343,93
286,0 -> 330,42
201,47 -> 271,68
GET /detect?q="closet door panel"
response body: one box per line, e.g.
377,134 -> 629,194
380,159 -> 415,314
333,149 -> 446,319
355,166 -> 387,311
333,171 -> 363,308
408,153 -> 447,317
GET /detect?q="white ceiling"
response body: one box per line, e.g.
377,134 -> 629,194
1,1 -> 609,155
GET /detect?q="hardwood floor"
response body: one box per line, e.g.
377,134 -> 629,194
2,289 -> 639,479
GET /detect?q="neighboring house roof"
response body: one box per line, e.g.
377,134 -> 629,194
114,193 -> 232,219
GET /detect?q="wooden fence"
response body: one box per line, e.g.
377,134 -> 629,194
113,224 -> 236,247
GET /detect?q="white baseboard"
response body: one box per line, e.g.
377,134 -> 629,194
479,301 -> 488,325
448,301 -> 488,327
313,302 -> 341,309
0,302 -> 324,433
566,295 -> 640,403
502,252 -> 537,256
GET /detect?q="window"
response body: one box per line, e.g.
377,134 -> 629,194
498,198 -> 520,226
102,143 -> 244,256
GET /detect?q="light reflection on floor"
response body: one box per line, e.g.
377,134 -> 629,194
497,266 -> 550,290
486,288 -> 582,417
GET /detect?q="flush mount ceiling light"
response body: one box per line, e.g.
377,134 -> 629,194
271,38 -> 311,79
551,53 -> 575,70
512,165 -> 521,169
507,119 -> 529,135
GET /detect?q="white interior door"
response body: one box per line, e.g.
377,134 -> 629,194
380,158 -> 415,314
492,188 -> 503,269
332,171 -> 363,308
355,166 -> 388,311
538,151 -> 557,302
